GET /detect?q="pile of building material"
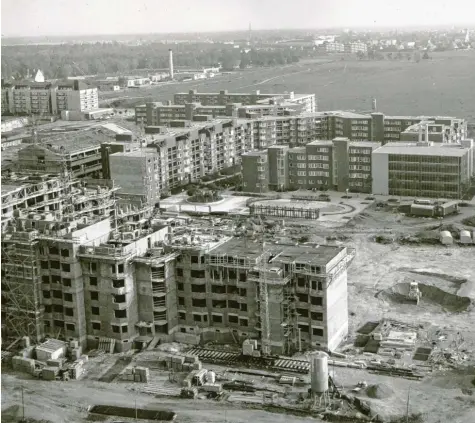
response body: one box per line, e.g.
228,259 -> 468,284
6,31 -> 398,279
12,356 -> 36,374
69,340 -> 83,360
97,337 -> 116,354
42,366 -> 60,381
159,353 -> 202,371
379,331 -> 417,356
460,230 -> 472,244
69,359 -> 85,380
121,366 -> 150,383
36,339 -> 67,362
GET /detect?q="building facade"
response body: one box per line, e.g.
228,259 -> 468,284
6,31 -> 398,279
1,80 -> 99,115
242,138 -> 380,193
372,140 -> 475,199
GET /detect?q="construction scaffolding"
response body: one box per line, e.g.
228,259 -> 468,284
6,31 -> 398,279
1,230 -> 43,342
249,203 -> 320,220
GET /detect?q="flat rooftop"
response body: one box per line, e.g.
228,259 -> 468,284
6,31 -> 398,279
212,237 -> 263,259
268,244 -> 346,266
374,142 -> 469,157
32,131 -> 103,154
110,148 -> 157,158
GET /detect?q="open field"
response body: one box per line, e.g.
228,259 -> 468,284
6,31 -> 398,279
101,51 -> 475,120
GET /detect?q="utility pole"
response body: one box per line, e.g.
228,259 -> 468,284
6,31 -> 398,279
21,386 -> 25,422
406,385 -> 411,423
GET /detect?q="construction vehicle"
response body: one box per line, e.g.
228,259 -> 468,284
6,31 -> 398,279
180,387 -> 198,399
407,281 -> 422,305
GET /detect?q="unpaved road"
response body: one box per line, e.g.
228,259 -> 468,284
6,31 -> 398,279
1,373 -> 322,423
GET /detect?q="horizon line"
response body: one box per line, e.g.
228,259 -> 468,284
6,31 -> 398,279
3,23 -> 475,40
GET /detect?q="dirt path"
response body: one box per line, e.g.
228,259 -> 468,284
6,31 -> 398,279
1,373 -> 321,423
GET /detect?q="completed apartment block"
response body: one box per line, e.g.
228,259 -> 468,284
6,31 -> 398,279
242,137 -> 381,193
372,140 -> 475,199
173,89 -> 316,113
2,80 -> 99,116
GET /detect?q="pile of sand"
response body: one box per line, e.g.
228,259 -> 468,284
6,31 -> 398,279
366,383 -> 394,399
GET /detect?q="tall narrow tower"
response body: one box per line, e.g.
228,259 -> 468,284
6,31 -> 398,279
248,22 -> 252,45
169,49 -> 174,79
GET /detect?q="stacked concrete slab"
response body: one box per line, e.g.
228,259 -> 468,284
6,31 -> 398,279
122,366 -> 150,382
12,356 -> 36,374
36,339 -> 67,362
159,354 -> 202,372
42,366 -> 60,380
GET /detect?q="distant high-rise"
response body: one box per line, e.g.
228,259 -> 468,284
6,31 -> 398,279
248,22 -> 252,44
465,29 -> 470,44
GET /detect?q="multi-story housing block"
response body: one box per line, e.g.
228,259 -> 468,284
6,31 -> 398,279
241,151 -> 269,193
372,140 -> 475,199
1,80 -> 99,116
17,132 -> 104,178
174,90 -> 316,113
243,138 -> 380,193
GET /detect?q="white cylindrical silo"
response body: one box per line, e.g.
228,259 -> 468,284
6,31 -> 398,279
205,370 -> 216,384
310,351 -> 329,394
169,49 -> 174,79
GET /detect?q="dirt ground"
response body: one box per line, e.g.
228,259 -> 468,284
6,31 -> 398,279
2,197 -> 475,423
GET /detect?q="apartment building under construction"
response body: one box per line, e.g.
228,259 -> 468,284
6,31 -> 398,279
1,170 -> 354,354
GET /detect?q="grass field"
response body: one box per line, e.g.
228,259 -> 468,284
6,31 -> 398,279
102,51 -> 475,120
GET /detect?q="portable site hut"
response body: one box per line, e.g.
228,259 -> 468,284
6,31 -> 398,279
411,203 -> 435,217
440,230 -> 453,245
460,230 -> 472,244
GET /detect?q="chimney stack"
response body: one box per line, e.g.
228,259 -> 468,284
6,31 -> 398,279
169,49 -> 174,80
418,124 -> 423,142
425,123 -> 429,143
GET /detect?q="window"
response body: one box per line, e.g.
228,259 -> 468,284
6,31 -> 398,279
114,309 -> 127,319
193,314 -> 202,322
90,262 -> 97,272
89,276 -> 98,286
191,284 -> 206,293
228,300 -> 239,309
65,307 -> 74,317
51,275 -> 61,284
91,306 -> 100,315
63,293 -> 73,302
52,290 -> 62,299
313,328 -> 324,337
192,298 -> 207,307
54,320 -> 64,328
53,304 -> 63,313
61,249 -> 70,257
240,303 -> 247,312
311,296 -> 323,306
177,269 -> 183,277
63,278 -> 71,287
61,263 -> 70,272
42,290 -> 51,299
112,325 -> 120,333
50,261 -> 60,270
177,282 -> 184,291
239,288 -> 247,296
239,318 -> 248,327
42,275 -> 50,284
92,322 -> 101,330
190,270 -> 205,278
41,261 -> 49,270
311,312 -> 323,321
178,297 -> 185,306
121,325 -> 128,333
228,315 -> 238,324
44,305 -> 52,313
118,263 -> 124,273
90,291 -> 99,301
114,294 -> 126,303
212,314 -> 223,323
112,279 -> 125,288
179,312 -> 186,321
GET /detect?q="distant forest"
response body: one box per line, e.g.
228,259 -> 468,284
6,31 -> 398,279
1,42 -> 303,80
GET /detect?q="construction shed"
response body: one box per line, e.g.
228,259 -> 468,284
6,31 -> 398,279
460,230 -> 472,244
410,204 -> 435,217
440,230 -> 453,245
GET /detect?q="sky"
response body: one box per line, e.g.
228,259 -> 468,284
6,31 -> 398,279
1,0 -> 475,37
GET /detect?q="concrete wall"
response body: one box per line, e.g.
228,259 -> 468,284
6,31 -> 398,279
371,151 -> 389,195
325,271 -> 348,352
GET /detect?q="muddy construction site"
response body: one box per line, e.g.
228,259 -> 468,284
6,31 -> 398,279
2,195 -> 475,423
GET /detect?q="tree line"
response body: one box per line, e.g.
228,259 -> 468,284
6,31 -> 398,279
1,42 -> 302,80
